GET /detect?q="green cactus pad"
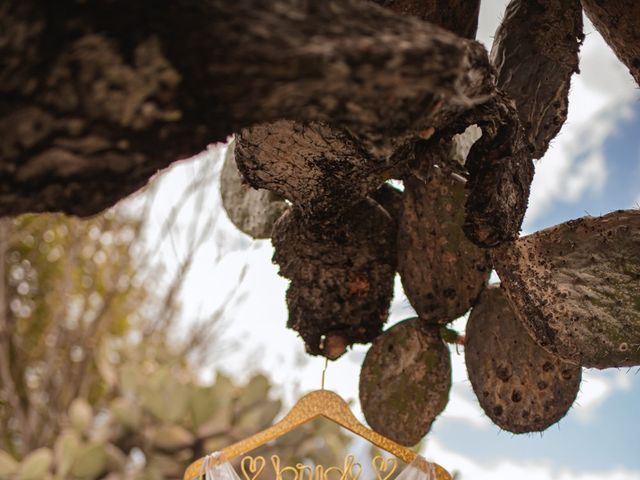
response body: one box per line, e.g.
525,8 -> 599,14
398,170 -> 491,323
359,318 -> 451,446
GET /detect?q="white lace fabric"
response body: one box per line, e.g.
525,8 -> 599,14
200,452 -> 241,480
395,456 -> 437,480
200,452 -> 436,479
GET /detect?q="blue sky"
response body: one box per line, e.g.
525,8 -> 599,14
433,375 -> 640,471
132,2 -> 640,479
525,102 -> 640,233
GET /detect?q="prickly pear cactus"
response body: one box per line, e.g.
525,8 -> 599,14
214,0 -> 639,449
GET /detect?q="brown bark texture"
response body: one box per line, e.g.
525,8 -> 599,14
398,168 -> 492,324
235,121 -> 399,222
463,94 -> 534,247
271,200 -> 397,358
231,0 -> 486,224
220,141 -> 288,239
371,0 -> 481,39
0,0 -> 495,217
359,318 -> 451,446
369,183 -> 404,225
491,0 -> 583,159
493,210 -> 640,368
465,285 -> 581,433
581,0 -> 640,87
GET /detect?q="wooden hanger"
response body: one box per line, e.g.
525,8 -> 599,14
183,389 -> 451,480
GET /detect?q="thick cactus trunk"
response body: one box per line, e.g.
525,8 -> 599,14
0,0 -> 494,217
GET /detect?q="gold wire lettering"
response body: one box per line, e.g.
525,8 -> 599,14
296,462 -> 314,480
271,455 -> 299,480
238,454 -> 379,480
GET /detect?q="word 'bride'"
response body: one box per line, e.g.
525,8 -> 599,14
240,454 -> 398,480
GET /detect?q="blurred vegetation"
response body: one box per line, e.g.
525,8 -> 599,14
0,158 -> 351,479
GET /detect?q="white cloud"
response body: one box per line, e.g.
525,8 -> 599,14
563,151 -> 607,202
441,389 -> 490,429
476,0 -> 509,50
423,438 -> 640,480
572,370 -> 632,423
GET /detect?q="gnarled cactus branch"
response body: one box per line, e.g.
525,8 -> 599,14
0,0 -> 495,217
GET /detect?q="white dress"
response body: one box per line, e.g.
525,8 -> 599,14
200,452 -> 437,479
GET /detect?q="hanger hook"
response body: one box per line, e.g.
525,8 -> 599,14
319,335 -> 329,390
321,356 -> 329,390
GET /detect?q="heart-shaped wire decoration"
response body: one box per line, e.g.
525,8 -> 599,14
372,456 -> 398,480
241,455 -> 266,480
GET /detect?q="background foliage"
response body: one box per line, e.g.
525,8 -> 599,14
0,168 -> 351,479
